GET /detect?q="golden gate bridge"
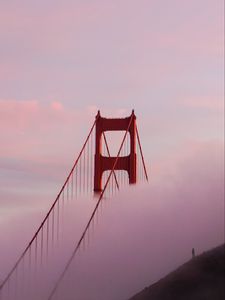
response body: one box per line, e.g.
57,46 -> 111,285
0,110 -> 148,300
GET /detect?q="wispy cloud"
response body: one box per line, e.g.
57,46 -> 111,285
0,100 -> 132,183
179,96 -> 224,112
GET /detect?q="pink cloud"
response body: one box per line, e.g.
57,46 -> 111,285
0,100 -> 39,132
0,100 -> 92,160
0,99 -> 73,129
150,139 -> 224,186
179,96 -> 224,112
51,101 -> 63,111
0,100 -> 132,182
0,100 -> 131,137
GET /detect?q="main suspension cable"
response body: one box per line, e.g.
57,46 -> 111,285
0,118 -> 98,292
47,114 -> 134,300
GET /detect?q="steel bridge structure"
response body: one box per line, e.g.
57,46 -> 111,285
0,110 -> 148,300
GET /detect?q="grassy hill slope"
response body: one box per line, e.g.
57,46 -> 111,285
128,244 -> 224,300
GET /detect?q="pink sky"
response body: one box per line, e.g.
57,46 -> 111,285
0,0 -> 223,186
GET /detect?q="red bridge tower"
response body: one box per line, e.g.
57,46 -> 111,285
94,110 -> 137,192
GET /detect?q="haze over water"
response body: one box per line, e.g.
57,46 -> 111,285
0,139 -> 224,300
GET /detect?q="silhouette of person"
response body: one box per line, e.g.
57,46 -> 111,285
192,247 -> 195,258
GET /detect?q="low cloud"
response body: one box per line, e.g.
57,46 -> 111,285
179,96 -> 224,112
0,100 -> 132,187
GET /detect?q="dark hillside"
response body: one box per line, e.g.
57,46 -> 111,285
128,244 -> 224,300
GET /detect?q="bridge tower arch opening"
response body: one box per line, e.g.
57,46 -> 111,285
94,110 -> 137,192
